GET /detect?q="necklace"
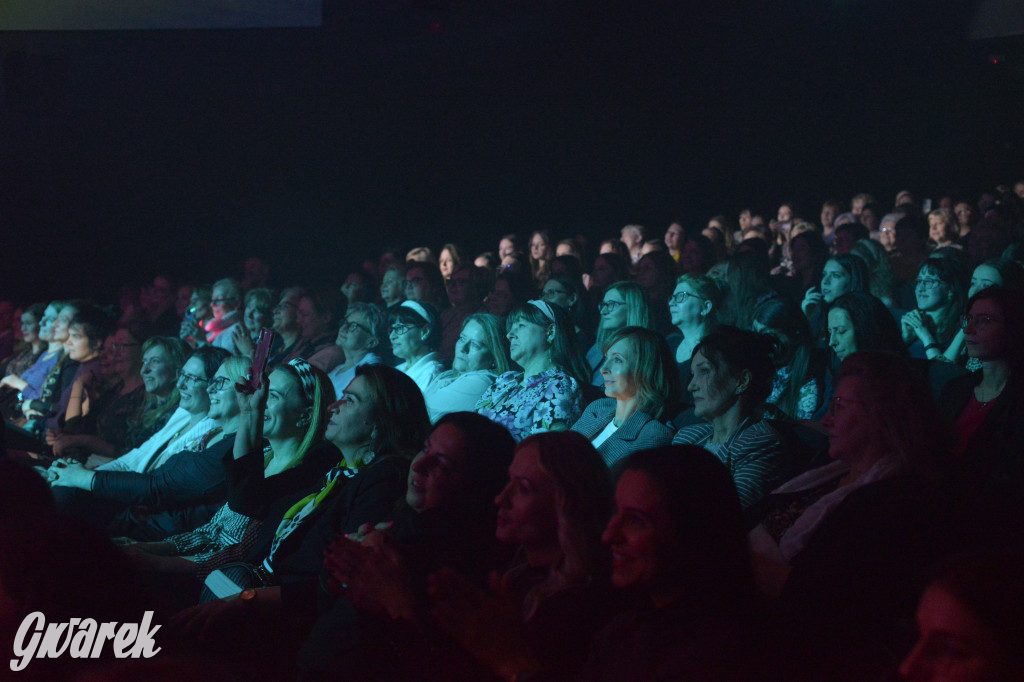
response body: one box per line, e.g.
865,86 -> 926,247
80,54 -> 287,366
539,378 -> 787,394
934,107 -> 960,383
974,379 -> 1007,406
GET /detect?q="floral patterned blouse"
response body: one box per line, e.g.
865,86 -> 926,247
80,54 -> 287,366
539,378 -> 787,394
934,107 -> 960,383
767,365 -> 819,420
475,367 -> 582,441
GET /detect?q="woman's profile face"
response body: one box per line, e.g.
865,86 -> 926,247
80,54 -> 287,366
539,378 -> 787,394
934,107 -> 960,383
64,323 -> 101,363
669,283 -> 704,328
206,366 -> 241,423
687,350 -> 741,422
821,376 -> 872,465
600,289 -> 629,331
898,584 -> 1006,682
494,442 -> 558,548
38,305 -> 59,342
602,470 -> 677,594
390,318 -> 427,362
929,215 -> 954,245
244,301 -> 272,333
263,369 -> 308,440
600,338 -> 637,402
405,267 -> 428,303
407,422 -> 472,513
506,317 -> 551,368
968,265 -> 1002,298
827,308 -> 856,361
963,299 -> 1008,362
453,320 -> 494,373
52,306 -> 78,343
110,328 -> 142,379
176,356 -> 212,416
380,269 -> 405,304
337,311 -> 377,354
140,345 -> 178,396
20,312 -> 40,345
820,259 -> 852,304
541,280 -> 575,311
325,375 -> 375,448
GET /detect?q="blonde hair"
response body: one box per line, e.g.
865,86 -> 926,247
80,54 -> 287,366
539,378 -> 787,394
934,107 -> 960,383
596,281 -> 650,351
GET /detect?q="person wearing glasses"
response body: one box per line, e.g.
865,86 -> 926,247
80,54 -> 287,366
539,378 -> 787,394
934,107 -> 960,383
752,352 -> 950,679
669,274 -> 723,396
49,351 -> 248,540
953,201 -> 977,239
586,281 -> 650,386
939,289 -> 1024,548
901,257 -> 966,360
204,278 -> 243,352
541,272 -> 592,349
268,286 -> 308,366
404,261 -> 449,311
422,313 -> 511,423
391,301 -> 444,393
45,324 -> 149,461
326,302 -> 389,398
939,258 -> 1024,367
476,300 -> 588,441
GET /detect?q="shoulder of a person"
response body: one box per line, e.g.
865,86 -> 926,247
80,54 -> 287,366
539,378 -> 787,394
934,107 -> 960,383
673,422 -> 712,443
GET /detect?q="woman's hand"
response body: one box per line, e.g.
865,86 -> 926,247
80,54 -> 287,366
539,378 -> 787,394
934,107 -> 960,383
324,528 -> 416,621
49,433 -> 87,457
428,569 -> 538,680
233,324 -> 256,357
801,288 -> 822,317
901,310 -> 936,346
0,374 -> 27,391
48,459 -> 95,490
235,370 -> 269,413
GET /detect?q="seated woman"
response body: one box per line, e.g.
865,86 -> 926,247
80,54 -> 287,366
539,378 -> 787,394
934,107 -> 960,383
427,430 -> 616,681
672,326 -> 790,509
901,256 -> 966,360
119,359 -> 339,590
326,302 -> 388,398
48,346 -> 231,535
928,208 -> 961,250
298,289 -> 346,371
800,253 -> 871,341
405,260 -> 449,312
297,412 -> 517,677
422,313 -> 510,423
669,273 -> 723,404
231,287 -> 281,358
939,287 -> 1024,551
430,443 -> 771,681
380,264 -> 407,314
541,272 -> 593,349
23,302 -> 111,436
0,301 -> 63,422
941,258 -> 1024,366
752,296 -> 822,420
161,366 -> 430,672
634,249 -> 679,336
899,553 -> 1024,682
772,352 -> 951,679
45,324 -> 150,461
0,302 -> 45,383
391,301 -> 444,392
587,281 -> 650,386
440,263 -> 489,364
476,300 -> 588,441
571,326 -> 679,471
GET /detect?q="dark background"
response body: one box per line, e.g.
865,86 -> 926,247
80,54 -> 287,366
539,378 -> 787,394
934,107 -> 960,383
1,0 -> 1022,304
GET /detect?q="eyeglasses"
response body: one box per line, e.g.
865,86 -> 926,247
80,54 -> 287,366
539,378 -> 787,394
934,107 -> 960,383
179,372 -> 209,386
961,313 -> 1003,330
110,343 -> 140,353
390,323 -> 416,336
207,376 -> 231,392
341,319 -> 372,335
598,300 -> 626,314
669,290 -> 703,305
915,277 -> 943,290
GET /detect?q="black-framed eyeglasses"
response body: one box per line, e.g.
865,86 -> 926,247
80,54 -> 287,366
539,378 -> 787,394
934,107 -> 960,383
390,323 -> 416,336
597,300 -> 626,314
669,290 -> 703,305
915,277 -> 943,291
961,313 -> 1003,330
179,372 -> 209,386
207,376 -> 231,392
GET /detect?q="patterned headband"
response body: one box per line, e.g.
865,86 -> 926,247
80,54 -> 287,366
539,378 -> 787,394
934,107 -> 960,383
528,299 -> 557,324
400,300 -> 434,325
287,358 -> 317,404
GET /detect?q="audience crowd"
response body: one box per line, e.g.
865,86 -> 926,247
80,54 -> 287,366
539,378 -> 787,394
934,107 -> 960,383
3,181 -> 1024,680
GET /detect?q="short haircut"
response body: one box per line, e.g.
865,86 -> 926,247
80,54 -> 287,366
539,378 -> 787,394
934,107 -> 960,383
212,278 -> 241,302
355,364 -> 431,457
693,326 -> 776,408
244,287 -> 276,313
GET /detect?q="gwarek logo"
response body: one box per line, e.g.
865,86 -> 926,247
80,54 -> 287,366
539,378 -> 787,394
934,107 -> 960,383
9,611 -> 161,672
